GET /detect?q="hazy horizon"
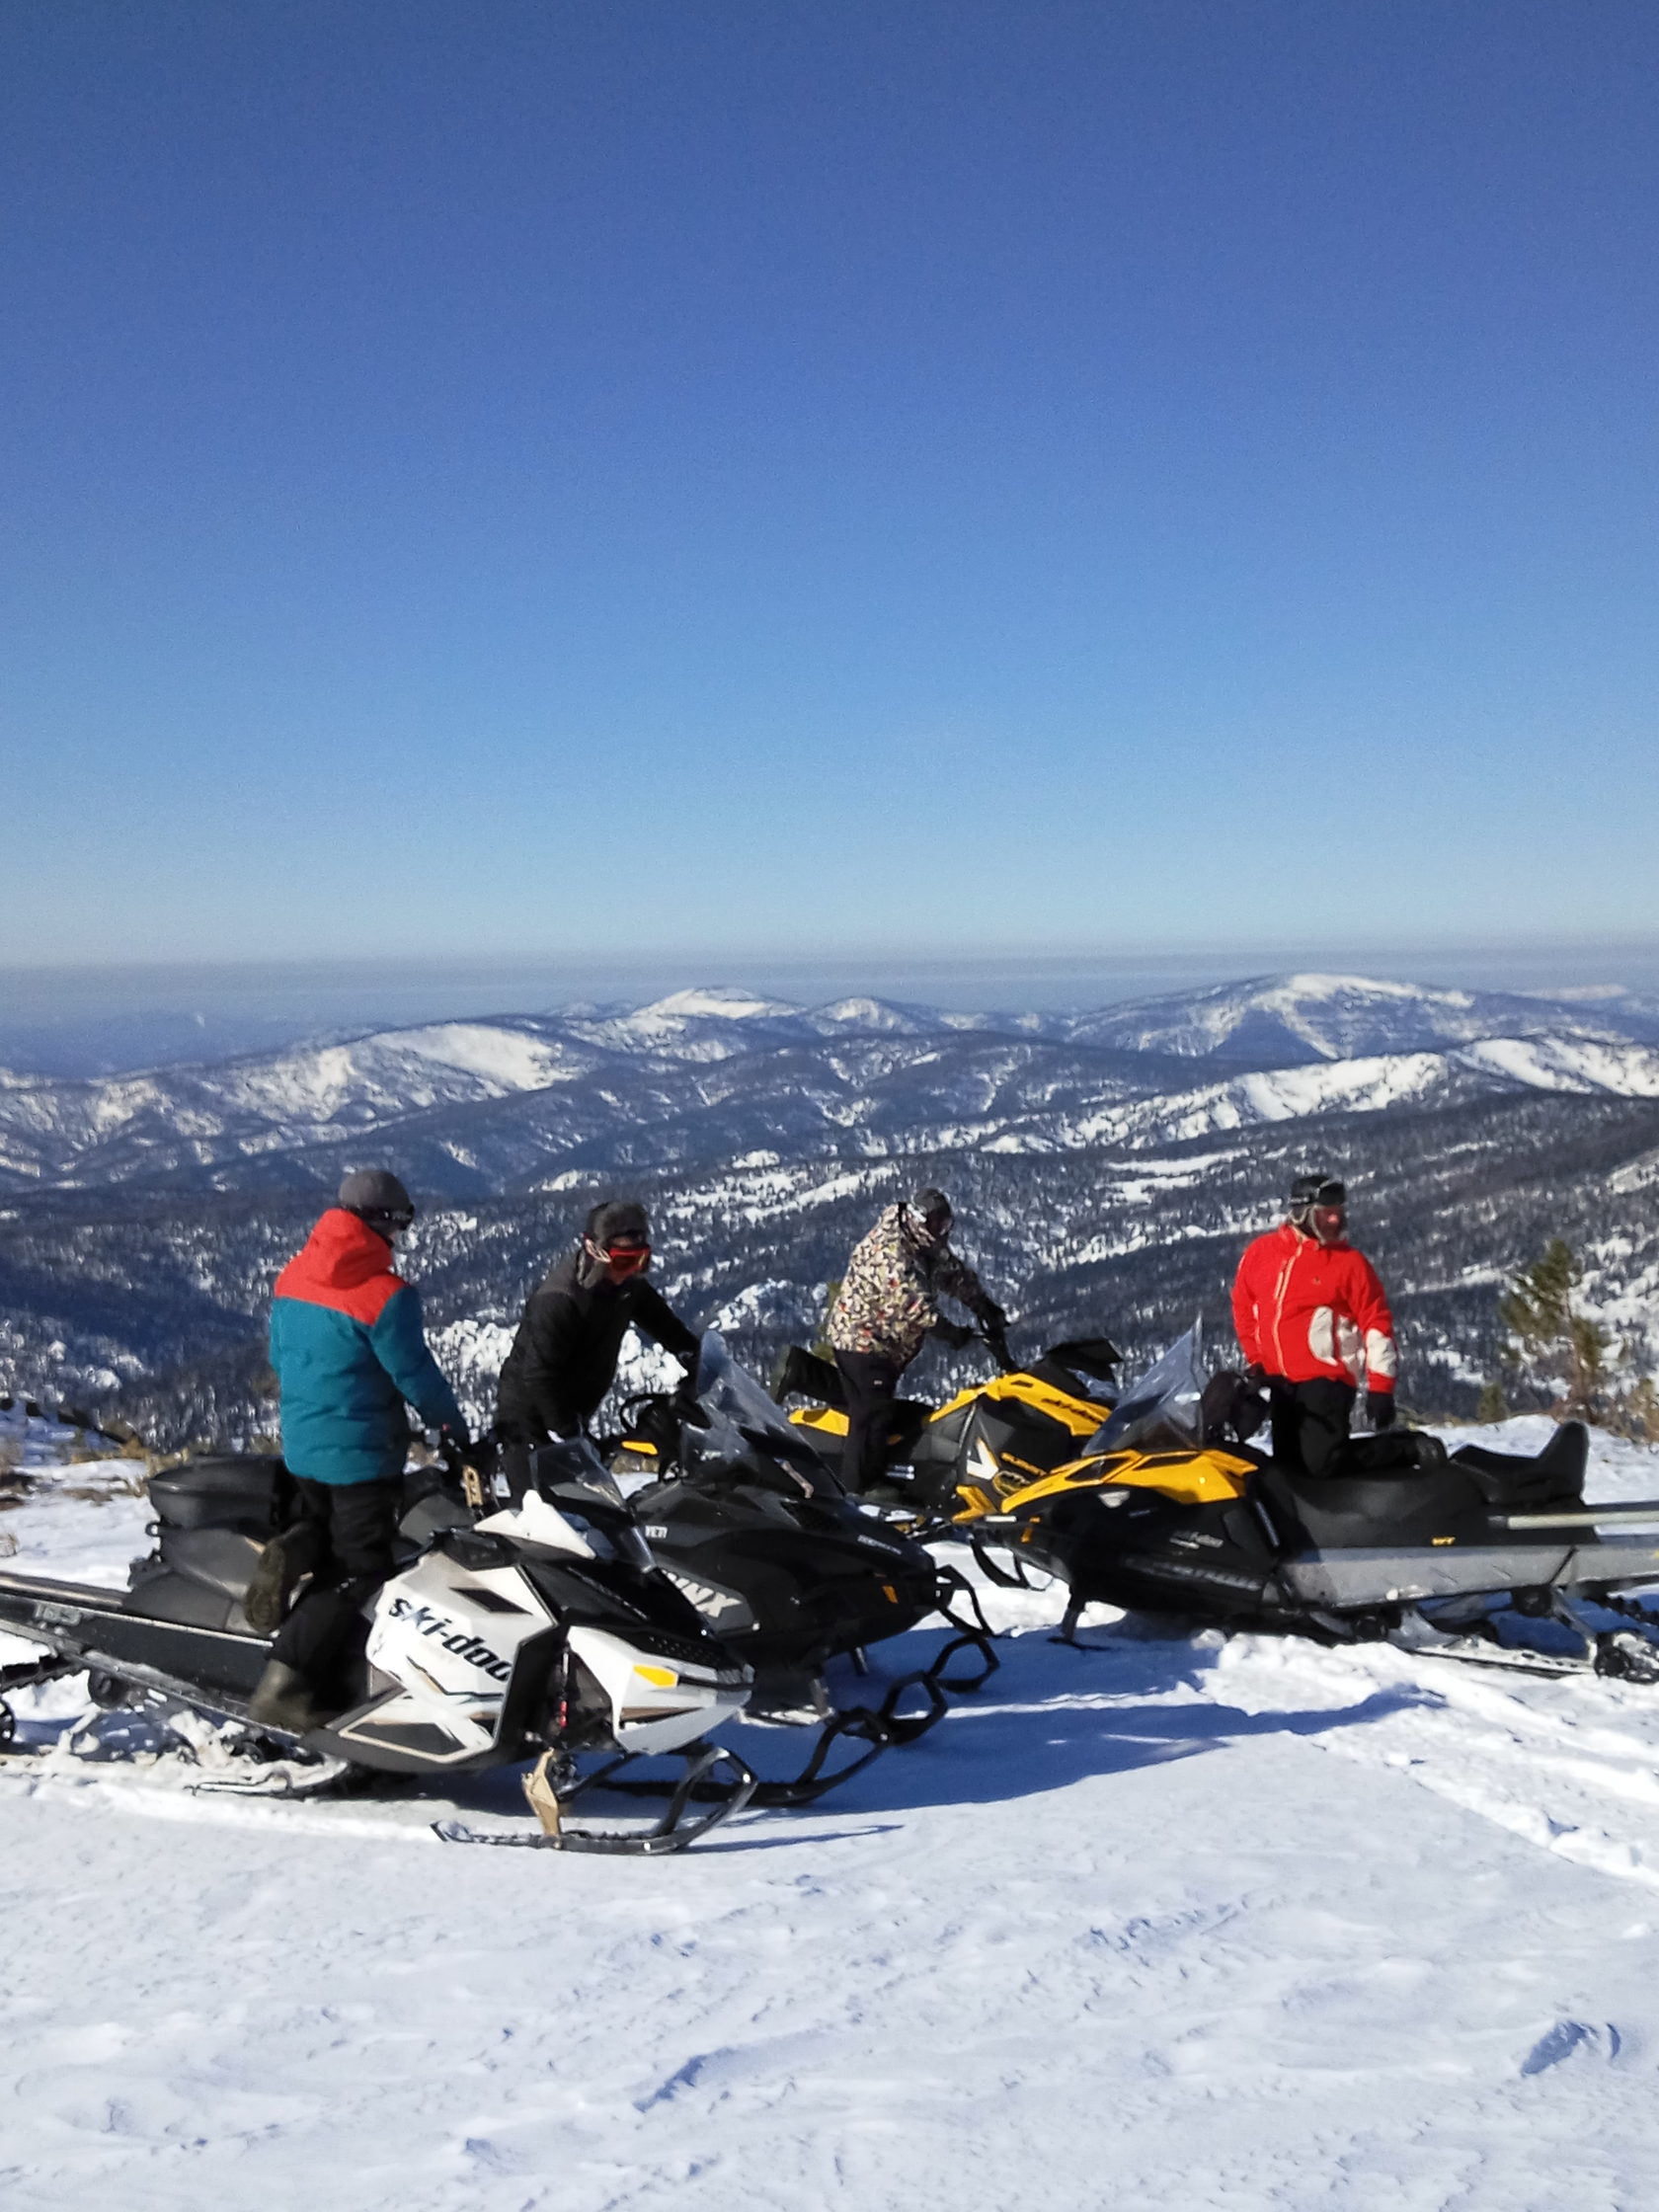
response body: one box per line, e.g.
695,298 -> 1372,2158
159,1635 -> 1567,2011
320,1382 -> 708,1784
5,938 -> 1659,1078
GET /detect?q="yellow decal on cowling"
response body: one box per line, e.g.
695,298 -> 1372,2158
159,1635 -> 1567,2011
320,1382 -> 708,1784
929,1373 -> 1109,1437
633,1664 -> 679,1688
789,1405 -> 849,1438
988,1446 -> 1255,1510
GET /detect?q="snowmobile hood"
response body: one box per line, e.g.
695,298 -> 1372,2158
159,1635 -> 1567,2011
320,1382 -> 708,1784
276,1209 -> 404,1305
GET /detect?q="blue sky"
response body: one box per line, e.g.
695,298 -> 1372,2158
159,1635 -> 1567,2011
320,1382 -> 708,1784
4,1 -> 1656,967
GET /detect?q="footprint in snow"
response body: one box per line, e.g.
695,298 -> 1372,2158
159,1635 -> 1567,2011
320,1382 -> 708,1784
1520,2018 -> 1621,2076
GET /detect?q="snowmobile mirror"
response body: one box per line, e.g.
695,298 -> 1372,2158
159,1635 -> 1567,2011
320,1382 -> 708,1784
1199,1371 -> 1267,1447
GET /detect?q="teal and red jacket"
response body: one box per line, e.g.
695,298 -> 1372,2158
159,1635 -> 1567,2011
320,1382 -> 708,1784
269,1209 -> 463,1486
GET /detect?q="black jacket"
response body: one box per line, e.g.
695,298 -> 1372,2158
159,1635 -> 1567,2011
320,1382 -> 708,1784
495,1247 -> 699,1441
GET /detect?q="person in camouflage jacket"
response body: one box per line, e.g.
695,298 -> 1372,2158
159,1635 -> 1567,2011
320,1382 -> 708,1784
827,1189 -> 1008,1492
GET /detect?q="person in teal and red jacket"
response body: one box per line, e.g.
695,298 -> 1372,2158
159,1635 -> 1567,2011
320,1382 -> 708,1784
1230,1173 -> 1398,1476
248,1168 -> 467,1733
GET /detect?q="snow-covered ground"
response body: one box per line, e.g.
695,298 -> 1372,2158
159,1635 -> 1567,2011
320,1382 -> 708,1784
7,1417 -> 1659,2208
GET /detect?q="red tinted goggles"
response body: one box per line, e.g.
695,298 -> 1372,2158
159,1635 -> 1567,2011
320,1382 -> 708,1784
599,1241 -> 651,1275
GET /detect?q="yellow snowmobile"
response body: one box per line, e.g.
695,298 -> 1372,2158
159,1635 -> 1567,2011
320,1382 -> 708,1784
949,1326 -> 1659,1683
773,1334 -> 1122,1515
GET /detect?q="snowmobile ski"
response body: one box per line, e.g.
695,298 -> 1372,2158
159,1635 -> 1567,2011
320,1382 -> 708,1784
434,1740 -> 759,1855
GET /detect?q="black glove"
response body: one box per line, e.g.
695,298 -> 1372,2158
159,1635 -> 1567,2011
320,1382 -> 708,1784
930,1318 -> 976,1351
976,1300 -> 1008,1332
437,1422 -> 471,1467
984,1325 -> 1016,1373
1366,1390 -> 1396,1431
1243,1364 -> 1268,1391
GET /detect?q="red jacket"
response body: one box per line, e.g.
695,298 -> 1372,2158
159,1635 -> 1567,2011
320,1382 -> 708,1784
1231,1221 -> 1397,1394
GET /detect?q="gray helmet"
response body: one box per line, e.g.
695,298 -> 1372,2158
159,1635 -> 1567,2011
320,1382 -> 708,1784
338,1167 -> 416,1236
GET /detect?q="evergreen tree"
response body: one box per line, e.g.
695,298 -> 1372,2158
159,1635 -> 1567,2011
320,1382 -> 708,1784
1498,1237 -> 1613,1420
1475,1380 -> 1509,1423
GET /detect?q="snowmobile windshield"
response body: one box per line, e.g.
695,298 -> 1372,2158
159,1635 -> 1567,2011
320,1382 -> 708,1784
1080,1323 -> 1206,1458
690,1331 -> 841,1492
529,1436 -> 628,1512
520,1438 -> 654,1568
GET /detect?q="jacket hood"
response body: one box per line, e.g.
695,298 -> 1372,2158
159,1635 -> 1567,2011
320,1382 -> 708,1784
286,1207 -> 401,1293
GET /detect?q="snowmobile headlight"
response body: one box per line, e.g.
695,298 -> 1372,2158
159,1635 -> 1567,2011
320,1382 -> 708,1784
633,1663 -> 679,1689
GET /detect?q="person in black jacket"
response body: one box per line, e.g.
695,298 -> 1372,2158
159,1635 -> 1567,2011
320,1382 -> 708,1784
495,1202 -> 699,1470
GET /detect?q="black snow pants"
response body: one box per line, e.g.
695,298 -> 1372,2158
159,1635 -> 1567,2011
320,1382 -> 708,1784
269,1476 -> 402,1692
1268,1377 -> 1356,1476
834,1350 -> 906,1495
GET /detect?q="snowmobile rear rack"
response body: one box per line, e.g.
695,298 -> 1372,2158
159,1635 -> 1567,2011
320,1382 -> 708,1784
1497,1502 -> 1659,1531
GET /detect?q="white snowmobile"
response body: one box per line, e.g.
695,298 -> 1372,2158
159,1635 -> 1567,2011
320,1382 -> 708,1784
0,1438 -> 756,1855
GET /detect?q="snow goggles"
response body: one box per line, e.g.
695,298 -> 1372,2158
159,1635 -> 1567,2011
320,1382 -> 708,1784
598,1241 -> 651,1275
361,1205 -> 416,1235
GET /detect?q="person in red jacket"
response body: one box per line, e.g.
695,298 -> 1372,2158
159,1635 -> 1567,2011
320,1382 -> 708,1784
1230,1174 -> 1398,1474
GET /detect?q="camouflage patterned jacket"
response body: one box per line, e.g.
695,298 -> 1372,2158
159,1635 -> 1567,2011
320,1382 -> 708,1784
827,1205 -> 989,1366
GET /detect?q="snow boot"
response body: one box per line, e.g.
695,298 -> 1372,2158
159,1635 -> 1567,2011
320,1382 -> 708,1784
768,1345 -> 841,1405
247,1660 -> 326,1735
243,1529 -> 304,1636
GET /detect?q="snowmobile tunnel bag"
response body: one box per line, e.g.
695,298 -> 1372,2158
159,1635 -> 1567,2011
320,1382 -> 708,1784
147,1455 -> 289,1535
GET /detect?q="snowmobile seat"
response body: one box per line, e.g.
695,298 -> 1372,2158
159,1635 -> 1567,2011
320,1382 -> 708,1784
1260,1460 -> 1493,1549
1449,1421 -> 1588,1509
121,1527 -> 267,1632
148,1455 -> 289,1536
121,1564 -> 243,1632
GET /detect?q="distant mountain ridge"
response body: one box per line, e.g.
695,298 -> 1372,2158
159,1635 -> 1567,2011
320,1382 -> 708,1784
4,973 -> 1659,1197
1068,971 -> 1659,1064
8,970 -> 1659,1443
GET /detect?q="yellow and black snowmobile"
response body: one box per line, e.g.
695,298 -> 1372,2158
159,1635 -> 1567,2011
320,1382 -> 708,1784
954,1325 -> 1659,1685
773,1334 -> 1122,1516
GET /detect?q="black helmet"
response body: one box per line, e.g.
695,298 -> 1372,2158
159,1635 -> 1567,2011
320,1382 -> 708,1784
1290,1174 -> 1346,1210
1289,1173 -> 1347,1237
338,1167 -> 416,1237
906,1187 -> 953,1246
586,1199 -> 651,1252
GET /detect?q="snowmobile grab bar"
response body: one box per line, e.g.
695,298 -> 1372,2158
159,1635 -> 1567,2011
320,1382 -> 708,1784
1497,1502 -> 1659,1530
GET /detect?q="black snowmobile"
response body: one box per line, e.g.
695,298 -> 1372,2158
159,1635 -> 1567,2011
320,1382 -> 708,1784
610,1332 -> 997,1800
0,1440 -> 757,1854
957,1325 -> 1659,1683
776,1333 -> 1122,1516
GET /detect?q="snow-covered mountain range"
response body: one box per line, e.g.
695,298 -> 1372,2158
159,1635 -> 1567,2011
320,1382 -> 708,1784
4,975 -> 1659,1196
6,971 -> 1659,1443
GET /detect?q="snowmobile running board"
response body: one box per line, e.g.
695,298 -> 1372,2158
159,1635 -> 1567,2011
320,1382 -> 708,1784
1498,1502 -> 1659,1531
